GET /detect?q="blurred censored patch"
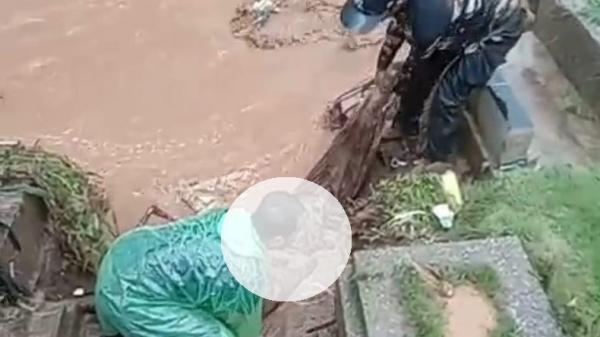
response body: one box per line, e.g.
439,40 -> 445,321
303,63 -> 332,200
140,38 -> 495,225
220,177 -> 352,301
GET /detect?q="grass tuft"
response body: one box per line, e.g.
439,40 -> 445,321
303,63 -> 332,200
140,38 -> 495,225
395,265 -> 446,337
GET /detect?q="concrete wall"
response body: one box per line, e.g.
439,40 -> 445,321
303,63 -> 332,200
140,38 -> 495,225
534,0 -> 600,112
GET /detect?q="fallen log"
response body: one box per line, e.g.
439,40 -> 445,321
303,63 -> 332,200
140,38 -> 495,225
306,63 -> 409,203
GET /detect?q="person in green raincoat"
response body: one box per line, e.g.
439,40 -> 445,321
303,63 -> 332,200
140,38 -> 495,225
94,191 -> 307,337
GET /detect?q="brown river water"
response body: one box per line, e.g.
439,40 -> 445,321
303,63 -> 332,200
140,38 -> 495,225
0,0 -> 379,230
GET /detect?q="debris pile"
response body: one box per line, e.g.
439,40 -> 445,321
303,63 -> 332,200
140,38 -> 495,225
230,0 -> 384,49
0,142 -> 116,273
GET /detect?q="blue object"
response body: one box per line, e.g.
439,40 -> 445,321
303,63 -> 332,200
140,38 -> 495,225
340,0 -> 394,34
407,0 -> 454,49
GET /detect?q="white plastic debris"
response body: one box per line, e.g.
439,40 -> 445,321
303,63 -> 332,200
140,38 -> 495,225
390,157 -> 408,169
432,203 -> 455,229
73,288 -> 85,297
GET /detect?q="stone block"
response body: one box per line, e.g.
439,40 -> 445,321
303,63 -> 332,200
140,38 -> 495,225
469,66 -> 535,168
0,191 -> 48,294
534,0 -> 600,112
336,237 -> 564,337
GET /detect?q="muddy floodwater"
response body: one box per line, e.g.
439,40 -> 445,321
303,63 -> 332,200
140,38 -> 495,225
0,0 -> 379,229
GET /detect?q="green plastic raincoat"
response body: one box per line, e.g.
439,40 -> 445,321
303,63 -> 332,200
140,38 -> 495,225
94,208 -> 263,337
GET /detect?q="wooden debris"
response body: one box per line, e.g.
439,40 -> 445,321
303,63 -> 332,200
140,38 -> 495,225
306,63 -> 409,203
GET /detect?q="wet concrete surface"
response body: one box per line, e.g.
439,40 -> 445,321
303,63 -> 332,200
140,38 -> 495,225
0,0 -> 379,230
504,32 -> 600,167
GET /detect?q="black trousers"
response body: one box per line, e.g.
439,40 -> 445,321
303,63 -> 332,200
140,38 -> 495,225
394,10 -> 526,162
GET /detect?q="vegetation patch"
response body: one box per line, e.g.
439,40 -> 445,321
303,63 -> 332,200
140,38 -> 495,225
0,143 -> 116,273
395,265 -> 446,337
371,167 -> 600,337
583,0 -> 600,27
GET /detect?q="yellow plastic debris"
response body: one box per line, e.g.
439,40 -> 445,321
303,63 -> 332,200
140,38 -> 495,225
440,170 -> 463,208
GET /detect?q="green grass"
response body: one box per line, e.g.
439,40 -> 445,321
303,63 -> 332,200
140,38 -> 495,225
583,0 -> 600,26
447,266 -> 519,337
364,174 -> 445,243
395,265 -> 446,337
372,167 -> 600,337
394,264 -> 519,337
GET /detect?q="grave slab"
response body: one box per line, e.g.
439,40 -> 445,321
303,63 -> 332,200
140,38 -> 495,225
337,237 -> 564,337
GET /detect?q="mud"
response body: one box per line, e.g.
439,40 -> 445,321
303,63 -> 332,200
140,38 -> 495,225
442,286 -> 497,337
264,291 -> 336,337
0,0 -> 381,230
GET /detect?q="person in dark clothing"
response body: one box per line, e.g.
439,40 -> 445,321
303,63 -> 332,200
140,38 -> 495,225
340,0 -> 533,162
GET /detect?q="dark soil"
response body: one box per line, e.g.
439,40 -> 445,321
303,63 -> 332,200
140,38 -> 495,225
35,232 -> 95,302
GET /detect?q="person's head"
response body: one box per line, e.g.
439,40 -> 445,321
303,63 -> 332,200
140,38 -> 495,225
339,0 -> 400,34
251,191 -> 305,248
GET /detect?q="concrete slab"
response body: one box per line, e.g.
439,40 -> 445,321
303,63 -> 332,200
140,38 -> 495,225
534,0 -> 600,111
356,277 -> 412,337
336,237 -> 564,337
